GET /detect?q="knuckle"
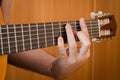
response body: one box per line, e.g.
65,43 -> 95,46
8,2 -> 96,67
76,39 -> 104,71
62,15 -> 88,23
68,58 -> 77,64
69,44 -> 77,49
84,40 -> 91,47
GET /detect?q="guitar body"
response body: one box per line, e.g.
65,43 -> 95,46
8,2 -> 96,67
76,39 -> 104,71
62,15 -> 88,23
0,55 -> 7,80
0,0 -> 117,80
0,0 -> 11,79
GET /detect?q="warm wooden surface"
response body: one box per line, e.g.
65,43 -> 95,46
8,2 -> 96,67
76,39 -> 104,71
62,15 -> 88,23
1,0 -> 119,80
5,0 -> 94,80
0,8 -> 8,80
93,0 -> 120,80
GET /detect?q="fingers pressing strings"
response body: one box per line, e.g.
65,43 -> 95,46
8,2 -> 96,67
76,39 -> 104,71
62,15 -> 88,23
77,18 -> 91,57
65,24 -> 78,61
79,18 -> 90,38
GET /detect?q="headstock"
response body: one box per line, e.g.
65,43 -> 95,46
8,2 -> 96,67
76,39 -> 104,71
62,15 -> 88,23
90,11 -> 117,41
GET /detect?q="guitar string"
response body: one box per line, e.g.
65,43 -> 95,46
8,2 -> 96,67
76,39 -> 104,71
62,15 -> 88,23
0,25 -> 99,43
0,21 -> 99,54
0,24 -> 99,36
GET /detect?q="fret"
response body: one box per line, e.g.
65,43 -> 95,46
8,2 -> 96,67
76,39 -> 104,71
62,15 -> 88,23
91,20 -> 99,38
30,24 -> 38,49
1,26 -> 9,55
15,24 -> 23,52
21,24 -> 25,51
51,22 -> 55,46
61,22 -> 67,43
45,22 -> 53,46
44,23 -> 47,47
74,21 -> 77,31
6,25 -> 11,54
68,21 -> 75,30
59,22 -> 62,36
38,23 -> 46,48
74,21 -> 79,41
0,26 -> 4,55
24,24 -> 30,50
14,24 -> 18,53
53,22 -> 61,45
36,23 -> 40,48
28,24 -> 33,50
73,21 -> 80,31
90,20 -> 99,38
90,20 -> 93,38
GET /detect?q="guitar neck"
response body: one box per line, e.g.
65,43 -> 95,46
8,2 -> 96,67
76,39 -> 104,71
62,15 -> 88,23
0,20 -> 99,55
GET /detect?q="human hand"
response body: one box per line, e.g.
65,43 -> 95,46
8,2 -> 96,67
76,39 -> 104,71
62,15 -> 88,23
51,18 -> 91,79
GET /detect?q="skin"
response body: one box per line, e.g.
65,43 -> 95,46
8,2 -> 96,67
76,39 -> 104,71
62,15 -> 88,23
1,0 -> 91,79
1,0 -> 11,24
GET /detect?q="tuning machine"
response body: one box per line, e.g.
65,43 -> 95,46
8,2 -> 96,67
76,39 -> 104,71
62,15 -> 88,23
90,11 -> 111,19
90,11 -> 105,19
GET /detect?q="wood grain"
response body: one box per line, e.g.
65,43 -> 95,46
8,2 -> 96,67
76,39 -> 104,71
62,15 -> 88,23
93,0 -> 120,80
1,0 -> 120,80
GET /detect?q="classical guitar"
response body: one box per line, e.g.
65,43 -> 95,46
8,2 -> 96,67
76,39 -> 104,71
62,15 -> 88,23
0,12 -> 117,80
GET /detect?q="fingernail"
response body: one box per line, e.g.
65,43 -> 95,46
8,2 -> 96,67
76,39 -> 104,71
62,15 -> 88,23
58,36 -> 63,42
65,23 -> 71,30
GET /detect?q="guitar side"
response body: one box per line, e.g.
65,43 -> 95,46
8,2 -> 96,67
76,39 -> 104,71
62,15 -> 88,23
0,0 -> 11,79
0,55 -> 7,80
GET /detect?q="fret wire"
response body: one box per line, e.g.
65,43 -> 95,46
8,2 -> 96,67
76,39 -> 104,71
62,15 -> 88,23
74,21 -> 77,30
36,23 -> 40,48
21,24 -> 25,51
7,25 -> 11,54
29,24 -> 32,49
90,20 -> 93,37
14,24 -> 18,53
59,22 -> 62,36
0,26 -> 4,55
44,23 -> 47,47
52,22 -> 55,45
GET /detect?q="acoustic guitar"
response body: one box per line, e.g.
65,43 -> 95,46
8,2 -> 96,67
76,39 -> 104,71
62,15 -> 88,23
0,12 -> 117,80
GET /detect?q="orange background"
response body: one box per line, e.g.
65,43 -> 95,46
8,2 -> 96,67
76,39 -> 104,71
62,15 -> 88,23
0,0 -> 120,80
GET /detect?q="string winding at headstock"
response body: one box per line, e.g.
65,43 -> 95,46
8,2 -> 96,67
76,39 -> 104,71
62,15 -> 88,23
90,11 -> 117,41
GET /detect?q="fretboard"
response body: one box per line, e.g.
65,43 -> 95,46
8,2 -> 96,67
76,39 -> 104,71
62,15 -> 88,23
0,20 -> 99,55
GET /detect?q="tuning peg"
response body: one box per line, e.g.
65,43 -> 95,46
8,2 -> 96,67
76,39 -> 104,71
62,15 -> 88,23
97,11 -> 103,17
90,11 -> 103,19
103,12 -> 111,16
90,12 -> 97,19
